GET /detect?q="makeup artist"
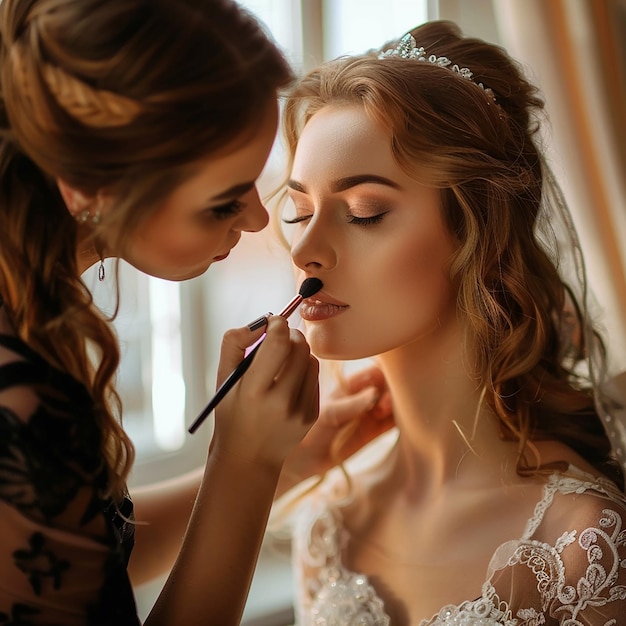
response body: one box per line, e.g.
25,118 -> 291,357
0,1 -> 392,625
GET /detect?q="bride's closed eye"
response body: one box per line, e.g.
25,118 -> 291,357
346,212 -> 388,225
282,212 -> 388,226
282,213 -> 311,225
282,204 -> 391,227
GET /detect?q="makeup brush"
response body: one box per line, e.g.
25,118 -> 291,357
188,277 -> 323,434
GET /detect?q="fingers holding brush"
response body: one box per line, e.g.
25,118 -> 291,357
189,278 -> 323,435
212,317 -> 320,467
243,316 -> 296,389
262,324 -> 319,423
215,322 -> 268,387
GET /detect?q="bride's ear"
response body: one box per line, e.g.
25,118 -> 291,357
56,178 -> 95,219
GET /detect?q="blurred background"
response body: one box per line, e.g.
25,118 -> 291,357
83,1 -> 626,623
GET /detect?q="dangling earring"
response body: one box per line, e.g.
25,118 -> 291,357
71,192 -> 107,280
95,238 -> 106,282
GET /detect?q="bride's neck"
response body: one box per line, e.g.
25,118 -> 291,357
375,333 -> 517,495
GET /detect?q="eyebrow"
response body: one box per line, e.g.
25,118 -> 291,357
210,181 -> 256,202
287,174 -> 401,194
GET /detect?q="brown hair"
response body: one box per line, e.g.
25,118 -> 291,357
281,20 -> 623,489
0,0 -> 293,499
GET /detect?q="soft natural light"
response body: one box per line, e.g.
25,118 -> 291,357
323,0 -> 431,58
149,279 -> 186,451
238,0 -> 303,65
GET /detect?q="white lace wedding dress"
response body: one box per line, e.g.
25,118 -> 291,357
291,467 -> 626,626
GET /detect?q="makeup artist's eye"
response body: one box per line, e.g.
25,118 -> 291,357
347,212 -> 389,226
209,200 -> 245,220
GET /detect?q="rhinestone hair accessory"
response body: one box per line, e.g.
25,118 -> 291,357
379,33 -> 498,105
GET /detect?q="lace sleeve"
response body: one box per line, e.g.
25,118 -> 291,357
548,497 -> 626,625
0,356 -> 139,625
490,476 -> 626,626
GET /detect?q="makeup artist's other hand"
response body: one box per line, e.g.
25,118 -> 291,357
210,316 -> 319,469
276,365 -> 393,497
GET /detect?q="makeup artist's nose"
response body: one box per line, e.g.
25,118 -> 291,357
291,216 -> 337,272
238,188 -> 270,233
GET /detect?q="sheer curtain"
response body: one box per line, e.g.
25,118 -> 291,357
493,0 -> 626,393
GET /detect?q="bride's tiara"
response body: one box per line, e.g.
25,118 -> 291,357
379,33 -> 498,106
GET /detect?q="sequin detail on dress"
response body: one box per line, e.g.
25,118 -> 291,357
311,571 -> 389,626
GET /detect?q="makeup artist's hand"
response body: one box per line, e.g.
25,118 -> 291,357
210,316 -> 319,469
276,365 -> 394,498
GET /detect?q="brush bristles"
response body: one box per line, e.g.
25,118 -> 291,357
299,277 -> 323,299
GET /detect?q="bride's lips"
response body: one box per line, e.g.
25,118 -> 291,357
300,290 -> 349,321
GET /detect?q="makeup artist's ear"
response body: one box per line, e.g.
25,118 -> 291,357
56,178 -> 95,218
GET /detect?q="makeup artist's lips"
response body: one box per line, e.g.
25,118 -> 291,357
213,251 -> 231,262
300,291 -> 349,321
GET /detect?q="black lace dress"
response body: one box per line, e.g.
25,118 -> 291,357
0,333 -> 140,625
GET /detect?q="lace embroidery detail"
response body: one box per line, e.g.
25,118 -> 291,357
521,472 -> 624,540
555,507 -> 626,619
515,607 -> 545,625
507,542 -> 565,611
554,531 -> 576,552
0,404 -> 105,524
12,532 -> 71,596
419,584 -> 516,626
499,482 -> 626,623
0,335 -> 140,625
295,471 -> 626,626
521,475 -> 560,539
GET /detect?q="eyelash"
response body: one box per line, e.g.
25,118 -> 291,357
347,213 -> 387,225
211,200 -> 244,220
282,212 -> 388,226
282,215 -> 309,225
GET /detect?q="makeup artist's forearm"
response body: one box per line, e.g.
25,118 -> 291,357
128,467 -> 204,585
144,452 -> 281,626
275,466 -> 311,500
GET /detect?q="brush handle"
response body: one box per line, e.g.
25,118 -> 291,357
187,341 -> 262,434
188,278 -> 323,434
188,294 -> 305,434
